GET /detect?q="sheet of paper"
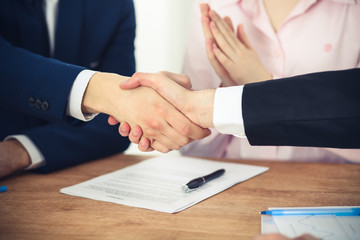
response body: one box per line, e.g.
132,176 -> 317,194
60,156 -> 268,213
265,206 -> 360,240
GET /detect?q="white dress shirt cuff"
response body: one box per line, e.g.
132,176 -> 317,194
66,69 -> 99,121
213,86 -> 246,137
5,135 -> 45,170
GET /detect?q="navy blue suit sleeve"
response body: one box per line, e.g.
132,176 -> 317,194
24,114 -> 130,172
0,36 -> 85,122
242,68 -> 360,148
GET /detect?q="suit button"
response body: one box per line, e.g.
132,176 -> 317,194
29,97 -> 36,108
35,99 -> 42,109
41,101 -> 50,111
89,61 -> 99,68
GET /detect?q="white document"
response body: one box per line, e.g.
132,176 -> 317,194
262,206 -> 360,240
60,156 -> 268,213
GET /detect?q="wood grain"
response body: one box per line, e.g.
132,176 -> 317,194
1,154 -> 359,240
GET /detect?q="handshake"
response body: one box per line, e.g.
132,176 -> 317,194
82,71 -> 216,153
82,68 -> 360,153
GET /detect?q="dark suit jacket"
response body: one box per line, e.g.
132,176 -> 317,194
0,0 -> 135,172
242,68 -> 360,148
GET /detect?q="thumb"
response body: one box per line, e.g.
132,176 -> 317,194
108,115 -> 119,125
119,77 -> 141,90
237,24 -> 252,49
126,72 -> 188,112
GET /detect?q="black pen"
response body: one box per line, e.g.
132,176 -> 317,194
182,169 -> 225,193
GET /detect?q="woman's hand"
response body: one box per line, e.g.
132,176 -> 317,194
200,4 -> 272,86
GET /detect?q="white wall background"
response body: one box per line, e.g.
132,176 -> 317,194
125,0 -> 196,155
133,0 -> 195,73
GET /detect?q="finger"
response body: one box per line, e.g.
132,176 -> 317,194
209,10 -> 239,51
200,3 -> 210,18
201,15 -> 214,42
141,100 -> 205,150
211,43 -> 237,87
210,20 -> 239,61
119,76 -> 141,90
205,38 -> 232,84
223,16 -> 234,32
141,115 -> 184,151
118,122 -> 131,137
158,71 -> 192,89
124,72 -> 188,112
138,137 -> 154,152
122,72 -> 191,92
148,126 -> 183,151
237,24 -> 253,49
149,140 -> 171,154
128,125 -> 143,144
166,105 -> 211,141
200,4 -> 213,41
108,115 -> 119,125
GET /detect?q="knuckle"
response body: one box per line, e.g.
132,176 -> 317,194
199,129 -> 211,139
222,44 -> 231,53
172,145 -> 181,151
144,128 -> 156,138
182,74 -> 190,83
158,147 -> 170,154
129,135 -> 140,144
182,75 -> 192,88
179,124 -> 191,136
150,120 -> 164,130
131,72 -> 142,78
145,117 -> 163,130
178,137 -> 190,147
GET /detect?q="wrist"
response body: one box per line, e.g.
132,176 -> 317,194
82,72 -> 107,114
185,89 -> 215,128
82,72 -> 128,115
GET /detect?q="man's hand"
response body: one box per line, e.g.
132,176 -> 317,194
82,72 -> 211,153
116,71 -> 216,151
0,140 -> 31,179
200,4 -> 272,86
121,72 -> 216,129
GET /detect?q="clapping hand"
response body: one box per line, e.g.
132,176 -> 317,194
200,3 -> 272,86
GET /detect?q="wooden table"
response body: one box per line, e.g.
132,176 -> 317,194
1,154 -> 359,240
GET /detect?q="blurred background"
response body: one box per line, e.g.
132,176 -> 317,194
125,0 -> 196,155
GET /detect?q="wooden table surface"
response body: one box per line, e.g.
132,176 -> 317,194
0,154 -> 359,240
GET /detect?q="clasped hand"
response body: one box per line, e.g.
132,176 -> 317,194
93,71 -> 213,153
107,71 -> 216,152
200,3 -> 272,86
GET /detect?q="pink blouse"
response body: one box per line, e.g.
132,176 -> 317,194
181,0 -> 360,163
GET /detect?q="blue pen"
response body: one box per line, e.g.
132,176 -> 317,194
261,207 -> 360,216
0,185 -> 7,193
